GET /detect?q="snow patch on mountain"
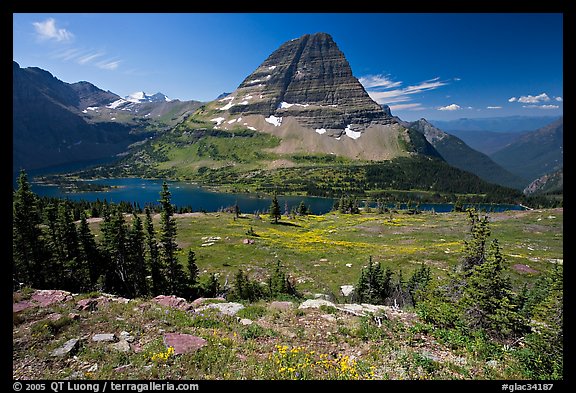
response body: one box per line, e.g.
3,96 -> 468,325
265,115 -> 282,127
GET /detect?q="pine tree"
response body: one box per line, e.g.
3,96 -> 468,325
159,182 -> 187,297
77,212 -> 101,289
13,170 -> 48,289
462,208 -> 491,272
126,213 -> 149,297
100,206 -> 130,296
406,263 -> 432,307
43,201 -> 65,287
57,202 -> 87,292
186,249 -> 199,298
269,192 -> 281,224
458,239 -> 524,337
144,207 -> 164,296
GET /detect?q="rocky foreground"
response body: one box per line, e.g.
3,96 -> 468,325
13,288 -> 519,380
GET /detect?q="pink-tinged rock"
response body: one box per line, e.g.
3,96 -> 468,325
46,313 -> 63,321
31,290 -> 73,307
76,298 -> 98,311
152,295 -> 193,311
163,333 -> 207,355
68,313 -> 81,320
13,301 -> 33,313
242,238 -> 255,244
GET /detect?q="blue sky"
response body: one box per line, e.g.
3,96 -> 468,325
13,13 -> 563,121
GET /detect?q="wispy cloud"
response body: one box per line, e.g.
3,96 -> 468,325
77,51 -> 104,65
360,74 -> 450,111
358,74 -> 402,90
390,103 -> 425,111
51,47 -> 121,71
522,104 -> 559,110
486,106 -> 502,109
555,96 -> 563,102
52,48 -> 83,61
508,97 -> 517,102
437,104 -> 461,111
97,60 -> 121,70
33,18 -> 73,42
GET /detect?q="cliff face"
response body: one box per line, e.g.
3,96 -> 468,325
224,33 -> 393,130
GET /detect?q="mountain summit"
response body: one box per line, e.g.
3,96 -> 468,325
190,33 -> 429,161
224,32 -> 392,130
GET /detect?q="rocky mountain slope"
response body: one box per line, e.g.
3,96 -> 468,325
13,61 -> 202,171
490,117 -> 563,183
405,119 -> 526,190
185,32 -> 434,162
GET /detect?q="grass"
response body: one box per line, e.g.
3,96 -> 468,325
13,207 -> 562,380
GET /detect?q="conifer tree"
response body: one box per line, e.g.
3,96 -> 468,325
458,238 -> 524,337
13,170 -> 48,288
186,249 -> 199,298
57,202 -> 87,291
77,212 -> 101,289
100,206 -> 130,295
462,208 -> 491,272
269,192 -> 281,224
159,182 -> 187,297
144,207 -> 164,296
127,213 -> 149,297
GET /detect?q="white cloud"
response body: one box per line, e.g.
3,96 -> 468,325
33,18 -> 73,42
97,60 -> 121,70
555,96 -> 563,102
389,103 -> 424,111
358,74 -> 402,89
517,93 -> 550,104
508,97 -> 517,102
522,104 -> 559,110
77,52 -> 104,65
438,104 -> 461,111
486,106 -> 502,109
361,75 -> 449,107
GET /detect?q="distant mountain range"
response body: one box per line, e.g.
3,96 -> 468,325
404,119 -> 526,190
429,116 -> 561,133
13,61 -> 202,171
13,33 -> 562,201
490,117 -> 563,184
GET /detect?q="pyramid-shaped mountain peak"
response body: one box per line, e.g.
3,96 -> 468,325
219,32 -> 394,130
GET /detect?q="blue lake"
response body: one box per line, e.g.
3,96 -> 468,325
28,177 -> 526,215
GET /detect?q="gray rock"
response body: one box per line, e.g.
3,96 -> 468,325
313,293 -> 331,300
51,338 -> 81,357
340,285 -> 355,297
199,302 -> 244,316
336,303 -> 389,317
190,297 -> 226,307
298,299 -> 336,309
239,318 -> 253,326
486,360 -> 499,368
120,331 -> 135,343
92,333 -> 117,343
320,314 -> 337,322
163,333 -> 207,355
111,340 -> 131,353
269,301 -> 295,311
